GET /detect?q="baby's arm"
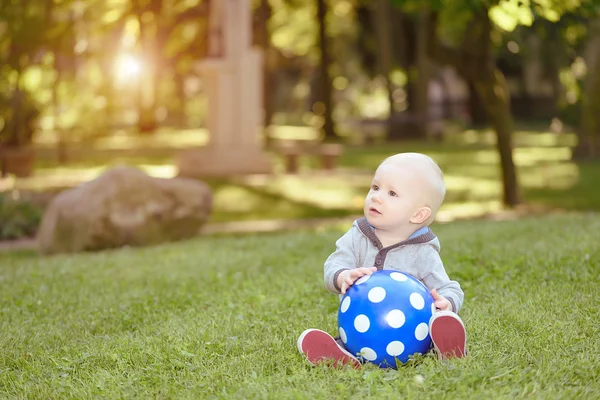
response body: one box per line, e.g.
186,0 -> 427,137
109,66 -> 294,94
420,247 -> 464,313
324,227 -> 369,293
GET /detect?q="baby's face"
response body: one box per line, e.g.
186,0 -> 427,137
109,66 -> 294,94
363,162 -> 425,232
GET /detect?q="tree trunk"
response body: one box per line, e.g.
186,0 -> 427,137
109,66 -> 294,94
472,68 -> 520,206
9,72 -> 23,148
467,13 -> 520,207
426,8 -> 520,207
256,0 -> 275,145
385,10 -> 429,141
467,80 -> 487,126
373,0 -> 395,138
412,8 -> 430,138
316,0 -> 336,141
136,3 -> 159,134
173,72 -> 186,127
52,55 -> 67,164
546,25 -> 565,112
572,18 -> 600,160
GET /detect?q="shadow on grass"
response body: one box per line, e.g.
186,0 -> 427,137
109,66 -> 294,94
197,178 -> 359,223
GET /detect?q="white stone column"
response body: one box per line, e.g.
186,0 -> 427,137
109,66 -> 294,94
176,0 -> 272,177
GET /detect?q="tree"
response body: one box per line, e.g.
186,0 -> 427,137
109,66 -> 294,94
573,17 -> 600,159
388,1 -> 520,206
0,0 -> 80,175
132,0 -> 163,133
356,3 -> 431,140
391,0 -> 588,207
0,0 -> 54,148
430,6 -> 520,206
87,0 -> 210,134
373,0 -> 396,138
412,7 -> 432,139
316,0 -> 337,141
254,0 -> 276,143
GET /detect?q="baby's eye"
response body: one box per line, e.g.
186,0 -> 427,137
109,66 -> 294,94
371,185 -> 379,191
389,191 -> 397,197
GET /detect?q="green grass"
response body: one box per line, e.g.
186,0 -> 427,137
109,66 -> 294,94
1,213 -> 599,398
525,161 -> 600,211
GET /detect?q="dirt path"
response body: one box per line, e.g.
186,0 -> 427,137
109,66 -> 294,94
0,238 -> 37,252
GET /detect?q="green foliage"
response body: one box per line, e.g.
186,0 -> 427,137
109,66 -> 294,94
0,193 -> 43,240
0,214 -> 599,397
0,3 -> 49,69
489,0 -> 534,32
0,0 -> 76,145
390,0 -> 593,36
270,0 -> 319,60
557,100 -> 582,127
0,89 -> 41,147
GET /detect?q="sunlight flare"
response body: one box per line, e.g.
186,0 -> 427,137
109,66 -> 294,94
114,53 -> 142,83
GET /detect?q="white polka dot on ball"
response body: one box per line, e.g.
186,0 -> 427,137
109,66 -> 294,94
410,292 -> 425,310
390,272 -> 407,281
385,309 -> 405,328
354,314 -> 370,333
415,322 -> 429,341
368,287 -> 386,303
360,347 -> 378,361
386,341 -> 405,357
340,296 -> 351,313
356,275 -> 371,285
339,327 -> 348,343
431,303 -> 436,315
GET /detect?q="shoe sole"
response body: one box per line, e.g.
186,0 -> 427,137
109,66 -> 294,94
297,329 -> 361,369
430,312 -> 467,360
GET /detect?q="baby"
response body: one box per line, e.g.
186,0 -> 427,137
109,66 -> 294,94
297,152 -> 466,368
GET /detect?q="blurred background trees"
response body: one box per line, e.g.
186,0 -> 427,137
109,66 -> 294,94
1,0 -> 599,205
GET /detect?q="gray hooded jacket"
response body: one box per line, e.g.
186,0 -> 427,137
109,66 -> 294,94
324,217 -> 464,313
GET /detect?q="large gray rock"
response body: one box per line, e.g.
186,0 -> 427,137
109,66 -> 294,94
37,165 -> 212,254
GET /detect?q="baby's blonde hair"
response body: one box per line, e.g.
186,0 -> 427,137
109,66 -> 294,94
380,152 -> 446,225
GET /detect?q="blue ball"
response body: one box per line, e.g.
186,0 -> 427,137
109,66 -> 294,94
337,270 -> 435,368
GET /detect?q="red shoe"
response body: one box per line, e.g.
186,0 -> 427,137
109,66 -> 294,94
429,311 -> 467,360
297,329 -> 361,369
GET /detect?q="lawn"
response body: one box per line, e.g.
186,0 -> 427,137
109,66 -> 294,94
1,213 -> 599,398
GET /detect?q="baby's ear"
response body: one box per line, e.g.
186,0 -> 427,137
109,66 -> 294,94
410,207 -> 431,224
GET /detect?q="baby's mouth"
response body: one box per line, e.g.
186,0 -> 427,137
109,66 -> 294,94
369,207 -> 381,215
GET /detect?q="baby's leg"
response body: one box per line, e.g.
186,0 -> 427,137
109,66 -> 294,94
297,329 -> 361,369
429,311 -> 467,359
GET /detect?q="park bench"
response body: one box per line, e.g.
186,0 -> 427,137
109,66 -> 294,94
274,141 -> 343,173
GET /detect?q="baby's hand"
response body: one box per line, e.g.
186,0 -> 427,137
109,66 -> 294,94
430,289 -> 452,312
338,267 -> 378,294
